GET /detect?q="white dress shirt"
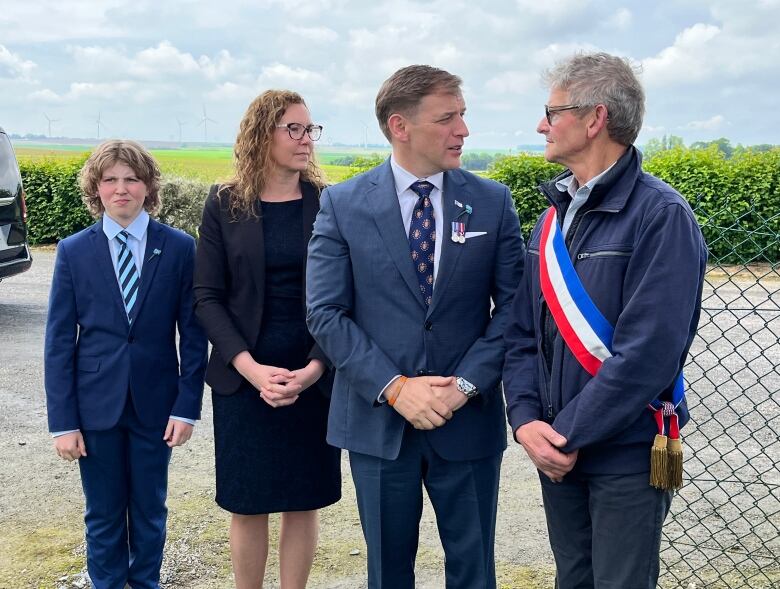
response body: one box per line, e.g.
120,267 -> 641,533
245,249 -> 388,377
390,156 -> 444,284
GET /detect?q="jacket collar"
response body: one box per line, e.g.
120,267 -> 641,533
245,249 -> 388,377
541,145 -> 642,214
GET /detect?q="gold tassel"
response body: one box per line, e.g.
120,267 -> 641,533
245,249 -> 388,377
650,434 -> 668,489
666,436 -> 683,490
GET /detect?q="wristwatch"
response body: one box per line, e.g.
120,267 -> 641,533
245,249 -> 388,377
456,376 -> 479,399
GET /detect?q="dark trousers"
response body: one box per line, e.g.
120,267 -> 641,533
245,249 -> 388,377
539,471 -> 673,589
349,426 -> 502,589
79,398 -> 172,589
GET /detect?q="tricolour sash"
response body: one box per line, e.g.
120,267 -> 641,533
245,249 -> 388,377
539,207 -> 684,490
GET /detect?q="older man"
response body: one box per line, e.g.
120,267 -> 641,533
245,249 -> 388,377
503,53 -> 707,589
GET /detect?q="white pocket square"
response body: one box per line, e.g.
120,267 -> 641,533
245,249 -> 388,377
465,231 -> 487,239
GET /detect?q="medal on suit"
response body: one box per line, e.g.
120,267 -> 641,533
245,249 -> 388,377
451,221 -> 466,243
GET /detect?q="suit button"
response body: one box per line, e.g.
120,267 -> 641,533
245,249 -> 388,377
424,321 -> 433,331
128,336 -> 135,343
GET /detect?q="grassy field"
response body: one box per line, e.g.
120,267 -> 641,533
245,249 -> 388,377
12,143 -> 505,185
12,145 -> 381,184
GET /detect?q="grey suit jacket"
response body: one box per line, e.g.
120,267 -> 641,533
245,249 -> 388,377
306,159 -> 524,460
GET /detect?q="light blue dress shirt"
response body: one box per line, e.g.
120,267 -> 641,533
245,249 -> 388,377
556,161 -> 616,239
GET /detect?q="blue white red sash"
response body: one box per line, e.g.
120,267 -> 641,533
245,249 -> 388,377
538,207 -> 684,435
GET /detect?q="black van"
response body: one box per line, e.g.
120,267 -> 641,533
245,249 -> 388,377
0,127 -> 32,282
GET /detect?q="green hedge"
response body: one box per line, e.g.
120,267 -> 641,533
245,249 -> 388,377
486,154 -> 563,237
19,159 -> 209,244
19,148 -> 780,263
486,148 -> 780,263
644,147 -> 780,263
20,157 -> 93,244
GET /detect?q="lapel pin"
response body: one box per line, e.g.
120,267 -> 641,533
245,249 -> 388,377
454,199 -> 463,208
147,249 -> 162,262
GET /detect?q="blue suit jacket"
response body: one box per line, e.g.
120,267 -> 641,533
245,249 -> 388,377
45,218 -> 208,432
306,160 -> 525,461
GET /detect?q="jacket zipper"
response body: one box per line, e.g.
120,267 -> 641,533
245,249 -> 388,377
576,250 -> 631,260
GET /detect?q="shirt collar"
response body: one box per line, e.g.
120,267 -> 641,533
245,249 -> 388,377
390,155 -> 444,196
102,210 -> 150,242
555,160 -> 618,198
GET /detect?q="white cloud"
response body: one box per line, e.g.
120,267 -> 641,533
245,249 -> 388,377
514,0 -> 589,21
28,89 -> 64,103
287,26 -> 339,43
1,0 -> 778,146
683,114 -> 726,131
609,8 -> 632,29
130,41 -> 202,78
485,70 -> 538,95
0,45 -> 36,81
68,42 -> 249,84
642,24 -> 720,86
256,63 -> 327,89
0,1 -> 142,44
206,82 -> 255,102
66,81 -> 138,101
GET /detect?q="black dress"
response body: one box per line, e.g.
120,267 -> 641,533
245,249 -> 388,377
212,199 -> 341,514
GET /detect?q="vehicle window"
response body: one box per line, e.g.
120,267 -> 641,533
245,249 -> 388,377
0,135 -> 22,200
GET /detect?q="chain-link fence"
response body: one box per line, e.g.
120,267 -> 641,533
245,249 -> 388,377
661,201 -> 780,588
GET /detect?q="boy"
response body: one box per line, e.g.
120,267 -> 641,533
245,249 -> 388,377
45,140 -> 208,589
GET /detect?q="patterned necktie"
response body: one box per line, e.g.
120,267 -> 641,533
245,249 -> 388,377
408,180 -> 436,306
116,230 -> 140,321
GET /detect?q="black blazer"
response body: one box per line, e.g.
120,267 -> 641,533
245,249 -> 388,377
193,181 -> 329,395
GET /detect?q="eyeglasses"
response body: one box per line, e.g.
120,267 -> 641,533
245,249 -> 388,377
544,104 -> 583,125
276,123 -> 323,141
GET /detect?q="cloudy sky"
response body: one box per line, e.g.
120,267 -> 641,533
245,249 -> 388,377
1,0 -> 778,148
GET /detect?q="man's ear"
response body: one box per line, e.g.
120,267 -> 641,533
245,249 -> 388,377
387,113 -> 409,142
587,104 -> 609,139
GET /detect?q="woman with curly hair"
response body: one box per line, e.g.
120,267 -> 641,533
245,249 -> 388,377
193,90 -> 340,588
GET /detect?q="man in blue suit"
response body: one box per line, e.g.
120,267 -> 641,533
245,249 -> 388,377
45,140 -> 208,589
307,65 -> 525,588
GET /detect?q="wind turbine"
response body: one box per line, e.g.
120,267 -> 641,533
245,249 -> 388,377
359,120 -> 369,149
197,106 -> 216,144
176,117 -> 186,145
43,113 -> 60,138
95,112 -> 109,140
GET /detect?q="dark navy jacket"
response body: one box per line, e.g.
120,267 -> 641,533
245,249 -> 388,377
45,218 -> 208,432
503,147 -> 707,475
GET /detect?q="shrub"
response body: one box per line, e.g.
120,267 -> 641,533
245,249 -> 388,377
19,156 -> 93,244
645,147 -> 780,263
343,155 -> 386,180
486,154 -> 563,237
157,176 -> 210,238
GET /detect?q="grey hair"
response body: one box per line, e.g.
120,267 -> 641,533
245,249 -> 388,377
543,52 -> 645,146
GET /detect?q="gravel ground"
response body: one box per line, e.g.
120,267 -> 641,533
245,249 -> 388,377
0,250 -> 554,589
3,250 -> 776,588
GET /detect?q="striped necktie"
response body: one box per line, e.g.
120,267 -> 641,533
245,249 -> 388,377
116,230 -> 140,321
